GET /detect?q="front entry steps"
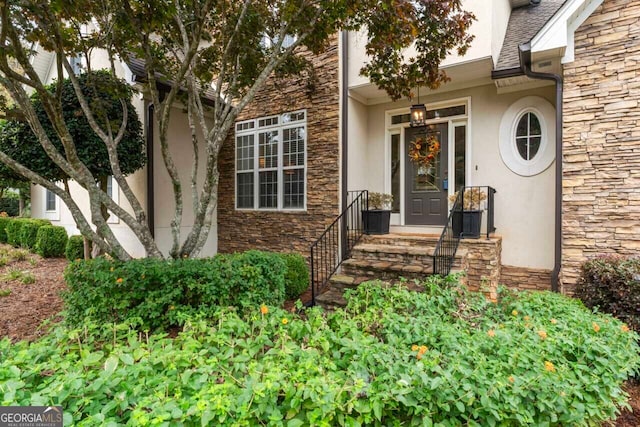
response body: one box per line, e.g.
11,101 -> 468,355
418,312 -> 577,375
315,233 -> 468,310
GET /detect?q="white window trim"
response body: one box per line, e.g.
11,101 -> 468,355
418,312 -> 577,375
43,187 -> 60,221
499,96 -> 555,177
235,110 -> 307,212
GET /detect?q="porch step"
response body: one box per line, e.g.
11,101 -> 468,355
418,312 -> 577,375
351,243 -> 436,264
314,233 -> 469,311
314,287 -> 347,311
341,258 -> 434,281
316,269 -> 465,310
362,233 -> 441,247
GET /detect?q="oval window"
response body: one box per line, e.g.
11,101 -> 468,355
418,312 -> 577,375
515,112 -> 542,161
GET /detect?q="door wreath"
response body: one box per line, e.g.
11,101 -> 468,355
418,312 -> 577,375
408,134 -> 440,169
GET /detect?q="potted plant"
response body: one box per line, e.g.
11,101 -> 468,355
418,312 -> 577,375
449,188 -> 487,238
362,192 -> 393,235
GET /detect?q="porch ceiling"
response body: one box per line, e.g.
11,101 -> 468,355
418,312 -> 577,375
349,57 -> 494,106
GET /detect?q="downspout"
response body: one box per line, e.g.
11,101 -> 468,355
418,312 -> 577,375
519,43 -> 563,293
341,30 -> 349,212
145,103 -> 155,240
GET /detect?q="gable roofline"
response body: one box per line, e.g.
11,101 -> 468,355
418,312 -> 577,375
530,0 -> 604,63
494,1 -> 566,72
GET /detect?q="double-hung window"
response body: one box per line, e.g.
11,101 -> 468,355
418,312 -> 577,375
235,110 -> 306,210
45,189 -> 57,212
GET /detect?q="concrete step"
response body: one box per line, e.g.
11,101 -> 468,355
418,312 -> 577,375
351,243 -> 435,264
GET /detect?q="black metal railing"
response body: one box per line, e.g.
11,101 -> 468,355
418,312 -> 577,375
433,189 -> 463,276
309,190 -> 368,306
433,186 -> 497,276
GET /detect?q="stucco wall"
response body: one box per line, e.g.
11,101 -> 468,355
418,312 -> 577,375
30,47 -> 217,258
31,101 -> 218,258
348,83 -> 556,270
217,38 -> 340,256
348,0 -> 504,88
561,0 -> 640,293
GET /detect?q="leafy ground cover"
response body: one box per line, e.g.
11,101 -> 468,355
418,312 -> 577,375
0,277 -> 637,426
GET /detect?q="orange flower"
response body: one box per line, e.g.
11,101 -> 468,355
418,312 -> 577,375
550,318 -> 557,325
417,353 -> 423,360
524,316 -> 530,321
512,310 -> 518,316
487,330 -> 496,337
281,318 -> 288,325
419,345 -> 428,354
116,278 -> 123,284
537,330 -> 547,340
592,322 -> 600,333
622,324 -> 630,333
508,376 -> 515,383
260,305 -> 269,315
411,344 -> 419,351
544,361 -> 555,372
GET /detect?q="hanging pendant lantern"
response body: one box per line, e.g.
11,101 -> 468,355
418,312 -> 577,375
410,103 -> 427,127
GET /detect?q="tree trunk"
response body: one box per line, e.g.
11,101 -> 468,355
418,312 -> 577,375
83,237 -> 91,260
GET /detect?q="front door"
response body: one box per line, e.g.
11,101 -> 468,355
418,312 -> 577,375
404,123 -> 448,225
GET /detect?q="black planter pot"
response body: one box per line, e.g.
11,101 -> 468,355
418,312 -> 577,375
452,210 -> 483,239
362,210 -> 391,235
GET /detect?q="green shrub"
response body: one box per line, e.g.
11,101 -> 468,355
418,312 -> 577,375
0,216 -> 10,243
5,218 -> 25,247
3,279 -> 639,425
281,252 -> 309,299
35,225 -> 68,258
575,255 -> 640,332
18,219 -> 49,250
63,250 -> 286,330
0,197 -> 19,216
65,235 -> 86,261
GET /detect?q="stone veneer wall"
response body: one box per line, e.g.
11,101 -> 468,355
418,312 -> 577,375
562,0 -> 640,293
217,38 -> 340,255
500,266 -> 552,291
459,238 -> 502,297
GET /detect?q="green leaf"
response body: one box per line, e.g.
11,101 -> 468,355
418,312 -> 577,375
119,353 -> 134,366
104,355 -> 119,375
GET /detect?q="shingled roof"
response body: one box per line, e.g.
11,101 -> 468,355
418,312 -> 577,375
126,56 -> 218,104
495,0 -> 567,71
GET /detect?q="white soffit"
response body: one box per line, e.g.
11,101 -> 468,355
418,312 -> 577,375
349,56 -> 494,105
530,0 -> 604,64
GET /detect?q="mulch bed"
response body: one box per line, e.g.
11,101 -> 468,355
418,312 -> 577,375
0,245 -> 67,343
611,379 -> 640,427
0,244 -> 637,425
